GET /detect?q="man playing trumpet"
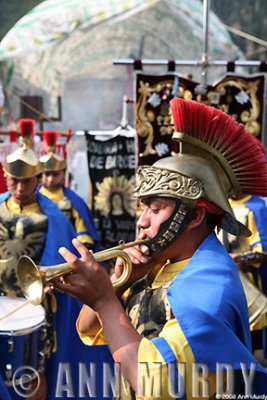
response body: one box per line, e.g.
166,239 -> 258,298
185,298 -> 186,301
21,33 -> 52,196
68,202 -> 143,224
53,98 -> 267,398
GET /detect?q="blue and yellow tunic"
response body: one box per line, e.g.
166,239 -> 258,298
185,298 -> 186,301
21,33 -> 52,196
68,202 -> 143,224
77,233 -> 267,399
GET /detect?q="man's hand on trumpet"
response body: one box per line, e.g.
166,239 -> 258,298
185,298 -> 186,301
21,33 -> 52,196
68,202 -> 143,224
51,234 -> 156,307
52,238 -> 114,309
111,231 -> 156,295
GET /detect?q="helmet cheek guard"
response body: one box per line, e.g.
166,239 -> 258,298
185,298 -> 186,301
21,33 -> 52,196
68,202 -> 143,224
145,198 -> 196,254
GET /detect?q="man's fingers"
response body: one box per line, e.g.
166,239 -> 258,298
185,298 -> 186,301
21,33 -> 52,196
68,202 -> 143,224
72,238 -> 95,262
52,279 -> 67,291
52,278 -> 76,296
139,245 -> 150,256
130,246 -> 151,264
58,246 -> 78,267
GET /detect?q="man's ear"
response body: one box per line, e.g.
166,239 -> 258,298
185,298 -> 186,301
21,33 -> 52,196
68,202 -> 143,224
187,206 -> 206,231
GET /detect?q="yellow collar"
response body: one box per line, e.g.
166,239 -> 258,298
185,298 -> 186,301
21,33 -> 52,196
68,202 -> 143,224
39,186 -> 64,203
229,195 -> 252,207
151,258 -> 189,289
7,196 -> 41,214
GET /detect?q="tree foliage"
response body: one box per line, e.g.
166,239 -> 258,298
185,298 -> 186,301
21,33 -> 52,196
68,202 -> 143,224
210,0 -> 267,61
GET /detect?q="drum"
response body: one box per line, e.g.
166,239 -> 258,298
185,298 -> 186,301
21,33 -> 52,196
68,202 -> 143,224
0,296 -> 48,389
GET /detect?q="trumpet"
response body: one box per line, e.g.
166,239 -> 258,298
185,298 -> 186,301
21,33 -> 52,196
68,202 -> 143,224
16,239 -> 148,306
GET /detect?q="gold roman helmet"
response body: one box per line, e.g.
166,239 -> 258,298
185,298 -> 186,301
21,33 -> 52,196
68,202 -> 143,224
2,119 -> 43,179
39,131 -> 66,172
135,98 -> 267,240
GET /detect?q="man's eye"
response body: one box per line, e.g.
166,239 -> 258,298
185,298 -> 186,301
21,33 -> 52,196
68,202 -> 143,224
151,208 -> 160,214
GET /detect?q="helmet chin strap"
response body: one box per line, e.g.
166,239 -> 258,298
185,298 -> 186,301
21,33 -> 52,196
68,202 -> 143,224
145,198 -> 196,255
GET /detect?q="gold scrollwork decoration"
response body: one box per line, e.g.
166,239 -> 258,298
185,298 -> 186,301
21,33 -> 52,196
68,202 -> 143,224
137,79 -> 174,157
216,78 -> 261,137
135,166 -> 203,200
138,121 -> 157,158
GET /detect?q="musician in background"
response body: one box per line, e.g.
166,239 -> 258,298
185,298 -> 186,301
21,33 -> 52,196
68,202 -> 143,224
0,120 -> 111,399
53,99 -> 267,398
0,119 -> 76,398
0,121 -> 77,297
220,193 -> 267,360
39,131 -> 101,252
222,195 -> 267,292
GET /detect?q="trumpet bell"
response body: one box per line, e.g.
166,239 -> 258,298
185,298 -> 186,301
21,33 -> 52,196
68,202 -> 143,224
17,255 -> 72,305
17,256 -> 44,306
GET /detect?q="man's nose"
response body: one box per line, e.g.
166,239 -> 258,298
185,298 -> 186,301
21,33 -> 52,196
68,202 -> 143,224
47,175 -> 54,183
16,181 -> 25,190
137,209 -> 150,229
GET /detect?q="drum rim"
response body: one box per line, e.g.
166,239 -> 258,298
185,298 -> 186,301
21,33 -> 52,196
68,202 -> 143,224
0,296 -> 46,335
0,320 -> 46,336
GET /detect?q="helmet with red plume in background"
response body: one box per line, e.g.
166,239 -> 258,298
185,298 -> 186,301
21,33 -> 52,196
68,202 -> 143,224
2,119 -> 43,179
39,131 -> 66,172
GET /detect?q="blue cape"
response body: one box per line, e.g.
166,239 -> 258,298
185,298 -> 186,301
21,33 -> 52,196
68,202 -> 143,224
152,233 -> 267,395
62,186 -> 102,252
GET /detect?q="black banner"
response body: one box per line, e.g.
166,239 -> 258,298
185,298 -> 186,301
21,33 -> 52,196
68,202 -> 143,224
86,132 -> 137,250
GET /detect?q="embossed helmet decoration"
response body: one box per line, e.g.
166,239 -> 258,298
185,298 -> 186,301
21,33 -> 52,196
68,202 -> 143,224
135,98 -> 267,253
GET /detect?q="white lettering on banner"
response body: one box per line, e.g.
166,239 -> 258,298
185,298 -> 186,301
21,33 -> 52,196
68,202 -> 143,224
117,155 -> 136,169
105,155 -> 136,170
125,140 -> 136,154
89,141 -> 119,156
89,155 -> 135,170
105,155 -> 117,169
89,142 -> 103,155
89,155 -> 104,169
